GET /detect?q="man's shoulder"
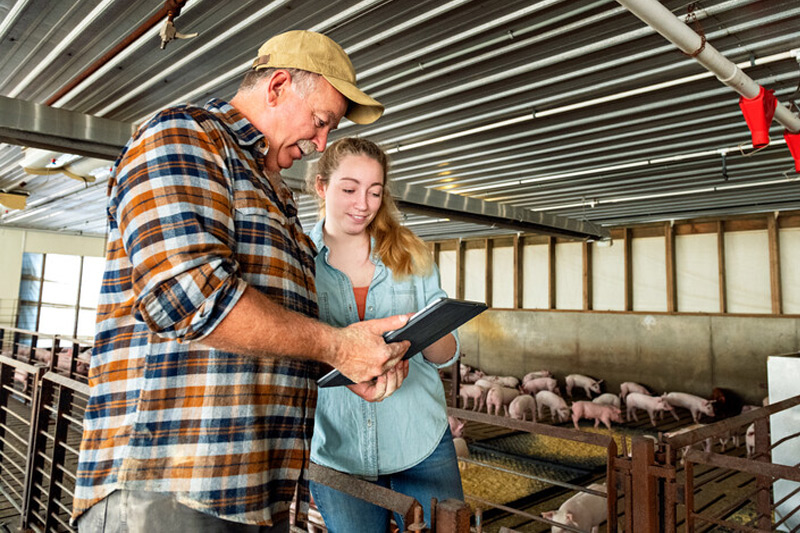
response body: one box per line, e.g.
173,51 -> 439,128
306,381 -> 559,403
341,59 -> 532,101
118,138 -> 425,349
139,103 -> 220,132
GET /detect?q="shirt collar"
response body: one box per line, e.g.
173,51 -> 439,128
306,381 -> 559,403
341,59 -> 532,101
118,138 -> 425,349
203,98 -> 265,149
308,219 -> 380,265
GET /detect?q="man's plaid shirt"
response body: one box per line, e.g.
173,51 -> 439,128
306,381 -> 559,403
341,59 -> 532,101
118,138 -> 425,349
73,99 -> 321,526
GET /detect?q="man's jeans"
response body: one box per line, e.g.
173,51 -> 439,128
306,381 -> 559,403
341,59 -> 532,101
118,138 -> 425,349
77,490 -> 289,533
309,427 -> 463,532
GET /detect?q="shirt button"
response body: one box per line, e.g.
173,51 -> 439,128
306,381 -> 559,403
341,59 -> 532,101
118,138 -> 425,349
368,306 -> 374,311
367,419 -> 373,427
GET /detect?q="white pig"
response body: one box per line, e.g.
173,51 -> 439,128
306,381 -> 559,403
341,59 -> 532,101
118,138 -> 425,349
523,370 -> 552,383
542,483 -> 607,533
566,374 -> 603,398
592,393 -> 621,409
484,375 -> 520,388
459,384 -> 487,412
473,378 -> 496,390
745,423 -> 756,458
571,401 -> 622,430
626,393 -> 674,426
486,386 -> 520,416
664,424 -> 712,465
619,381 -> 650,400
664,392 -> 715,423
508,394 -> 537,422
522,377 -> 559,395
536,390 -> 570,423
448,416 -> 465,438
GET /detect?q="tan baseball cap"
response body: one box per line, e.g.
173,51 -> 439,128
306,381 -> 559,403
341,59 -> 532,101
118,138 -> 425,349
252,30 -> 383,125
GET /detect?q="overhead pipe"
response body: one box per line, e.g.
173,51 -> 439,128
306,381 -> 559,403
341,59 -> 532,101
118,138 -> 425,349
615,0 -> 800,135
44,0 -> 191,106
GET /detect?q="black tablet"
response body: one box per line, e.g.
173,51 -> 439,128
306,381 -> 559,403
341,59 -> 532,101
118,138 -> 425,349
317,297 -> 488,388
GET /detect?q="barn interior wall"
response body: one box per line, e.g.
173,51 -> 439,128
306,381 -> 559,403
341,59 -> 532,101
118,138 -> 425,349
437,219 -> 800,405
458,310 -> 799,405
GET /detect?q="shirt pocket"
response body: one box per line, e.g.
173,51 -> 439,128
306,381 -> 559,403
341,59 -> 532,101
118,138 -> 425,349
392,287 -> 418,315
232,189 -> 291,277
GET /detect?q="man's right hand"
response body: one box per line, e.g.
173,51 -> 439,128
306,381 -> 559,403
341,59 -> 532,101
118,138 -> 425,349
330,314 -> 411,383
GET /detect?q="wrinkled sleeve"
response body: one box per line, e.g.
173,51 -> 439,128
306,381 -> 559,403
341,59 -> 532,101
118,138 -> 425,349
111,108 -> 247,342
419,263 -> 461,369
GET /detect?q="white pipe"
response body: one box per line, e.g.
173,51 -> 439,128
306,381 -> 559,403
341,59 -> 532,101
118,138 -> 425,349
616,0 -> 800,133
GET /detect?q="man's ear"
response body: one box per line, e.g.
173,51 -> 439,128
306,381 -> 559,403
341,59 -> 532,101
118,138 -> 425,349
265,69 -> 292,107
314,175 -> 326,198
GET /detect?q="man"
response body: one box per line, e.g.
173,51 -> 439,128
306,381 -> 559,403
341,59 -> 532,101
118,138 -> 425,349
73,30 -> 409,532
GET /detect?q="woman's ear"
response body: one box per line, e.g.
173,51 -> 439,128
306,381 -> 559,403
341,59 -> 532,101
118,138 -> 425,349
314,175 -> 327,198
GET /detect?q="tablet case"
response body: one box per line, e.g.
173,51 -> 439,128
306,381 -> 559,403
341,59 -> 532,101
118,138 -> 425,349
317,297 -> 488,387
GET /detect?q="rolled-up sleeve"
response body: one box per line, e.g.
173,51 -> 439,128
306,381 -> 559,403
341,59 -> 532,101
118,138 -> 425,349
112,109 -> 247,342
420,263 -> 461,369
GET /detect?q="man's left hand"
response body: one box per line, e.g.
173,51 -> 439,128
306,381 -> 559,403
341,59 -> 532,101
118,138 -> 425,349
347,359 -> 409,402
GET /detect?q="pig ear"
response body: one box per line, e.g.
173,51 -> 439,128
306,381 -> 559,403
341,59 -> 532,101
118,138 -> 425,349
565,511 -> 575,524
542,511 -> 554,519
597,379 -> 604,384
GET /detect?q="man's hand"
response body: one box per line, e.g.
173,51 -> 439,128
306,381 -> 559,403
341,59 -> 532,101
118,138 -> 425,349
347,359 -> 409,402
330,314 -> 411,383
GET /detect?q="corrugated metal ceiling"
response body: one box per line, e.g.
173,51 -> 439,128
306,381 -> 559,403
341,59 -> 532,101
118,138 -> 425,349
1,0 -> 799,239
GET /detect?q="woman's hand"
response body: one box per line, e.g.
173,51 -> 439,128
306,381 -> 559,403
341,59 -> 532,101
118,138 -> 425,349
346,359 -> 409,402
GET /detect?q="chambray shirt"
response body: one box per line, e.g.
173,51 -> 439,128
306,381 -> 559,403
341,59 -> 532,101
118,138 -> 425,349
73,99 -> 321,526
308,220 -> 459,478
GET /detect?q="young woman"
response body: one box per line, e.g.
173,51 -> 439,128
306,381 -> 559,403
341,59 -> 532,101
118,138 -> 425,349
307,137 -> 463,532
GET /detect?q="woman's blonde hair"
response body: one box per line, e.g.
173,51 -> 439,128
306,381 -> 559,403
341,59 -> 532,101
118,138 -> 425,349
311,137 -> 432,278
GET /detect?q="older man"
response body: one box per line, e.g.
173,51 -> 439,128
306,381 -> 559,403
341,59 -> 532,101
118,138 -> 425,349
73,31 -> 408,532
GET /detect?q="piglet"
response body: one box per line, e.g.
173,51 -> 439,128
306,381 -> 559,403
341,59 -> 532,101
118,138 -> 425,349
484,375 -> 520,388
664,424 -> 712,465
619,381 -> 650,400
448,416 -> 465,438
626,393 -> 674,426
566,374 -> 603,398
522,370 -> 551,383
521,377 -> 558,395
592,393 -> 621,409
745,423 -> 756,458
459,384 -> 487,412
508,394 -> 537,422
542,483 -> 607,533
536,390 -> 571,423
486,386 -> 520,416
571,401 -> 622,430
664,392 -> 714,423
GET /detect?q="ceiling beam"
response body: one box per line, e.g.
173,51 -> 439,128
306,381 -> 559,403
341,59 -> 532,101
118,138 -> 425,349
0,96 -> 133,160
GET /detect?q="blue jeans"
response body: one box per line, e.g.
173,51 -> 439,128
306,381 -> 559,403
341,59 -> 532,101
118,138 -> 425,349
309,428 -> 463,532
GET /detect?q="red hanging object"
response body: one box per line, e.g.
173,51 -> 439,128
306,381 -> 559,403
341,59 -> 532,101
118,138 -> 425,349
738,86 -> 777,148
784,130 -> 800,172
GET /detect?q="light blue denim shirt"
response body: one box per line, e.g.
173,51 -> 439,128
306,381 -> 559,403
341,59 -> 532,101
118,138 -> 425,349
308,220 -> 460,478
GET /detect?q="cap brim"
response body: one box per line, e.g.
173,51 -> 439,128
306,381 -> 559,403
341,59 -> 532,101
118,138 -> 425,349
323,75 -> 384,125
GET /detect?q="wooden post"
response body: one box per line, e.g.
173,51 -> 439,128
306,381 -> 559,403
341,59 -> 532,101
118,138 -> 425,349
717,221 -> 727,313
435,499 -> 471,533
513,235 -> 523,309
548,236 -> 556,310
767,214 -> 782,314
631,437 -> 657,533
456,239 -> 465,300
665,221 -> 677,312
484,239 -> 493,307
583,241 -> 592,311
624,228 -> 633,311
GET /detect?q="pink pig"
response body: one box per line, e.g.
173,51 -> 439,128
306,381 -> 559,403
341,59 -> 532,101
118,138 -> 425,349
566,374 -> 603,398
542,483 -> 607,533
448,416 -> 465,438
571,401 -> 622,430
626,393 -> 674,426
535,390 -> 570,423
522,377 -> 558,395
664,392 -> 715,423
508,394 -> 537,421
619,381 -> 650,400
459,384 -> 486,412
486,386 -> 520,416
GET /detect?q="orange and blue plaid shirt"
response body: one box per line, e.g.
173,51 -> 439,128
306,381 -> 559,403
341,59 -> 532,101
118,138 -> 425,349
73,99 -> 321,526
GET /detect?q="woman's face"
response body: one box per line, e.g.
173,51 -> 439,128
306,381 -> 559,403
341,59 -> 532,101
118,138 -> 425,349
316,154 -> 384,236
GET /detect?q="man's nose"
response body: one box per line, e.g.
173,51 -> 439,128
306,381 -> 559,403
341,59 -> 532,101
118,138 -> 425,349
313,129 -> 329,152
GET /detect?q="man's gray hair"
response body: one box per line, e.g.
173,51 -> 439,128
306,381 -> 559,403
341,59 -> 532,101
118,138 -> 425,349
240,68 -> 321,96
